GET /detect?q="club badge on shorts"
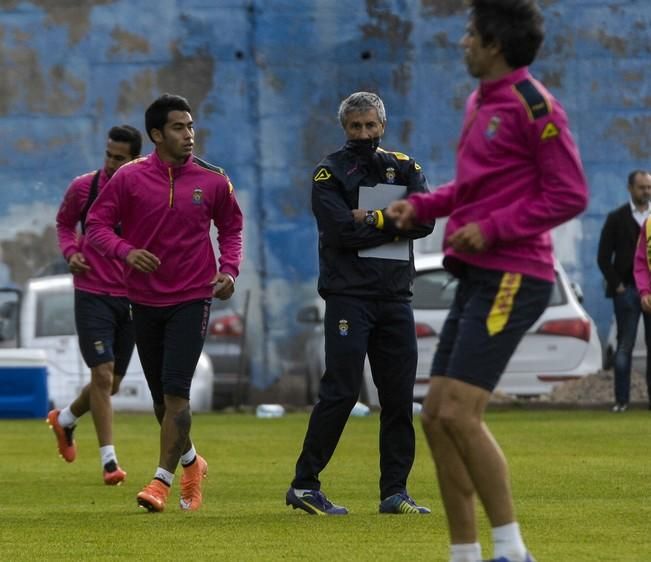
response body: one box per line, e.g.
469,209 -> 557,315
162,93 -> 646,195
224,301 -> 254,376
338,319 -> 349,336
94,340 -> 105,355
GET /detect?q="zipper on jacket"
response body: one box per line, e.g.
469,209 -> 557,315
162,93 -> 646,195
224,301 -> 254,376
168,167 -> 175,208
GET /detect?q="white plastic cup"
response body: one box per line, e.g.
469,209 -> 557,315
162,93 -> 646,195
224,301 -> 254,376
256,404 -> 285,418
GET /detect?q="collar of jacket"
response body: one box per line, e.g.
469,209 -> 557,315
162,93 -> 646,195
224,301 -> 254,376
478,66 -> 530,100
151,149 -> 194,176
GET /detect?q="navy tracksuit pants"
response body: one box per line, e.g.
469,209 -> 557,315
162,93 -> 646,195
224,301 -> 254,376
292,295 -> 418,500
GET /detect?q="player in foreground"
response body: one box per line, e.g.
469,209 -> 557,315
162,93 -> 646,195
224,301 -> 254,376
388,1 -> 588,560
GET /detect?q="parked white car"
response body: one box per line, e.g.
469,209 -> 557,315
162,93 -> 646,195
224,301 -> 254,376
297,253 -> 602,406
19,274 -> 214,412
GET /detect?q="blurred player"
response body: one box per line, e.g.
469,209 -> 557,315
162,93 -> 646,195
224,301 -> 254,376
49,124 -> 142,485
388,1 -> 588,560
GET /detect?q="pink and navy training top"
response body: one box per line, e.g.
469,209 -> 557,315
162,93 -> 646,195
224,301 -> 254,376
56,168 -> 128,296
86,151 -> 244,307
408,66 -> 589,282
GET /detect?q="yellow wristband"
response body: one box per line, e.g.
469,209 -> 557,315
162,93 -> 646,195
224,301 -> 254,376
375,209 -> 384,230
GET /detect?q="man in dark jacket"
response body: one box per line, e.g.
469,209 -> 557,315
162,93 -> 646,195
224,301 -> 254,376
598,169 -> 651,411
286,92 -> 434,515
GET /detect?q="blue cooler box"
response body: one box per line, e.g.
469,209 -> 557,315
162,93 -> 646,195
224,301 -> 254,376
0,349 -> 49,418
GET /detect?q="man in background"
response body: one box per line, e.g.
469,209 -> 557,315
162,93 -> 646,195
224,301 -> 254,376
49,125 -> 142,485
598,170 -> 651,412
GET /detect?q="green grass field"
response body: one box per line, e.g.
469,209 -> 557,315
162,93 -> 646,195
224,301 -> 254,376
1,409 -> 649,561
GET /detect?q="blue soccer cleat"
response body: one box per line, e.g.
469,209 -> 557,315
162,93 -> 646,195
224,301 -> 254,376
285,487 -> 348,515
379,492 -> 431,514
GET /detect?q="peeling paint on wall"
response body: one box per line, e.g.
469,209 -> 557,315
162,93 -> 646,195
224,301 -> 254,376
420,0 -> 465,18
2,0 -> 117,45
361,0 -> 413,53
605,116 -> 651,160
596,29 -> 628,56
108,27 -> 150,57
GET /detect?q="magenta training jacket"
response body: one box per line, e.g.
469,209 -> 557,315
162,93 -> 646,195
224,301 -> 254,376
408,67 -> 589,282
86,151 -> 243,306
56,168 -> 128,297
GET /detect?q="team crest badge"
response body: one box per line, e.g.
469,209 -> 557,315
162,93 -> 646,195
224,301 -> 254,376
192,188 -> 203,205
94,340 -> 105,355
485,115 -> 501,139
338,319 -> 349,336
385,167 -> 396,184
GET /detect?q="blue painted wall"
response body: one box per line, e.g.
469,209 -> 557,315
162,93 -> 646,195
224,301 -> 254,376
1,0 -> 650,387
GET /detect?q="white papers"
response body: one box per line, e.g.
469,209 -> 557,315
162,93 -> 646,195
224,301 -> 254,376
358,184 -> 409,261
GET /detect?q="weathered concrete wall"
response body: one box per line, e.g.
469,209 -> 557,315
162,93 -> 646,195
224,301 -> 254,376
0,0 -> 649,386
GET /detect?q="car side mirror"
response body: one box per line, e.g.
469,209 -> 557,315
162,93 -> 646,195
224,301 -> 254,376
570,281 -> 584,304
296,305 -> 322,324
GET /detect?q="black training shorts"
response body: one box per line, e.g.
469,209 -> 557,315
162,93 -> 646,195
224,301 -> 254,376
74,289 -> 135,374
431,265 -> 553,392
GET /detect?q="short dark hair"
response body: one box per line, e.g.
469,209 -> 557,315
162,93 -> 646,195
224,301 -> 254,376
144,93 -> 192,142
470,0 -> 544,69
628,169 -> 650,187
108,125 -> 142,158
338,92 -> 386,127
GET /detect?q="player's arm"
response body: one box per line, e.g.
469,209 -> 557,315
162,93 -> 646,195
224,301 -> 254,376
380,159 -> 435,240
56,179 -> 91,273
211,174 -> 243,298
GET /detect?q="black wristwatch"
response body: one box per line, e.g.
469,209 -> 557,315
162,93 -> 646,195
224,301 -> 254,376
364,210 -> 378,226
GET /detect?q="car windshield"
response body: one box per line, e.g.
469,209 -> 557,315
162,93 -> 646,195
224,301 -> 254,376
36,289 -> 76,337
412,269 -> 565,310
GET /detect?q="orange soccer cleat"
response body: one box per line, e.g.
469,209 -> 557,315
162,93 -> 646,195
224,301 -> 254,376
46,409 -> 76,463
136,479 -> 170,512
179,455 -> 208,511
103,461 -> 127,486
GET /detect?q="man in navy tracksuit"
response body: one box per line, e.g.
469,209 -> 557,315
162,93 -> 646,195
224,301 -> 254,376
286,92 -> 434,515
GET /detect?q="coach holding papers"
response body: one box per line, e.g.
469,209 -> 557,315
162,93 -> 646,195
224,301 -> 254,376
285,91 -> 434,515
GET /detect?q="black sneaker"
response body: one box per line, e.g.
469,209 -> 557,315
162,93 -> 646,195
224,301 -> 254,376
285,487 -> 348,515
379,492 -> 430,514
